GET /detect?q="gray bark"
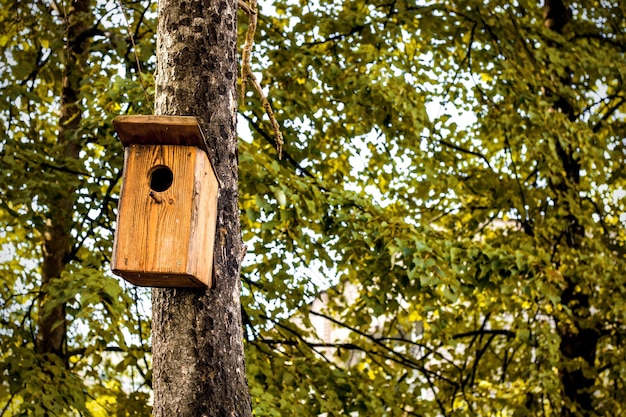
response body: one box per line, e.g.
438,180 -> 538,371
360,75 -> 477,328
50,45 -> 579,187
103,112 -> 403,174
152,1 -> 252,416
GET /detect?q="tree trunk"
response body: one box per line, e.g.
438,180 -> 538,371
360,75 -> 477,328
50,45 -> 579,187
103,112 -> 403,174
36,0 -> 91,363
542,1 -> 599,415
151,1 -> 252,416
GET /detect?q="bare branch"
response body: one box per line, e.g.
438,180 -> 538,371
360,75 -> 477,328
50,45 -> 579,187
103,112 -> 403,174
592,95 -> 626,133
239,0 -> 284,158
453,329 -> 515,340
438,138 -> 493,170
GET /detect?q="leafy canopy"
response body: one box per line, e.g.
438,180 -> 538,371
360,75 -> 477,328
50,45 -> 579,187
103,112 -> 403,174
241,0 -> 626,415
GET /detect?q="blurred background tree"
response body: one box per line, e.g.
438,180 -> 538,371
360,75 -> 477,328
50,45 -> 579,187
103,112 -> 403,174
1,1 -> 155,415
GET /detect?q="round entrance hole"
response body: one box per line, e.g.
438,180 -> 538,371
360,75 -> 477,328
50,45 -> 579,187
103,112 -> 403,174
149,166 -> 173,192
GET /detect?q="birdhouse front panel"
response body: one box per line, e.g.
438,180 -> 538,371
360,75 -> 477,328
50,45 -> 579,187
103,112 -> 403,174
112,143 -> 218,288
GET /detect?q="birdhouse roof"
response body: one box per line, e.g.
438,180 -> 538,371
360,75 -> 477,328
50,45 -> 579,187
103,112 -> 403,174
113,115 -> 210,154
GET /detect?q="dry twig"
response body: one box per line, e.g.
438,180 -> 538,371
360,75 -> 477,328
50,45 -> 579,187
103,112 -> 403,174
239,0 -> 284,158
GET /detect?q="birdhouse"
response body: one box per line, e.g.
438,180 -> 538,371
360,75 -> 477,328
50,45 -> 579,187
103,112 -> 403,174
111,115 -> 219,288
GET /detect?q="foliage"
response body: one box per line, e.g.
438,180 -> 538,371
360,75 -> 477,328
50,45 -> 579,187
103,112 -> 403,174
0,1 -> 154,415
240,0 -> 626,416
2,0 -> 626,416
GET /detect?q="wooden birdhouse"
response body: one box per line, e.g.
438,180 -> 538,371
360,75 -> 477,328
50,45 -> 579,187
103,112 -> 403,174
111,115 -> 219,288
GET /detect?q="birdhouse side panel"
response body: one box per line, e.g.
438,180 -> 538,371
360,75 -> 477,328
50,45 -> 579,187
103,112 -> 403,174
186,151 -> 219,287
113,144 -> 195,277
111,146 -> 134,275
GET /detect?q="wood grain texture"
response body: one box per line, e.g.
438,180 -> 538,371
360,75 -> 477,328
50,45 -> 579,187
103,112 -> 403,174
113,115 -> 210,154
112,144 -> 218,288
186,152 -> 219,286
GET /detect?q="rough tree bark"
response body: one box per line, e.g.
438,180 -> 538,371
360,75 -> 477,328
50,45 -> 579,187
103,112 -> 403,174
152,1 -> 252,416
543,1 -> 600,415
36,0 -> 91,363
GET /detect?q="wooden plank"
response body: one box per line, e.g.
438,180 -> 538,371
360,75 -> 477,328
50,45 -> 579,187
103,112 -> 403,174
113,115 -> 209,154
112,144 -> 202,287
186,150 -> 219,287
113,272 -> 206,288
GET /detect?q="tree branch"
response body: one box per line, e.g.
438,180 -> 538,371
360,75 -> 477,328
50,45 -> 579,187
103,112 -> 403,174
592,95 -> 626,133
438,138 -> 493,170
239,0 -> 283,157
241,112 -> 314,178
453,329 -> 515,340
308,310 -> 457,385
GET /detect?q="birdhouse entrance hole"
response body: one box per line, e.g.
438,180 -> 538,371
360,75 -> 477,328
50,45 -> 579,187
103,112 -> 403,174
149,165 -> 173,192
